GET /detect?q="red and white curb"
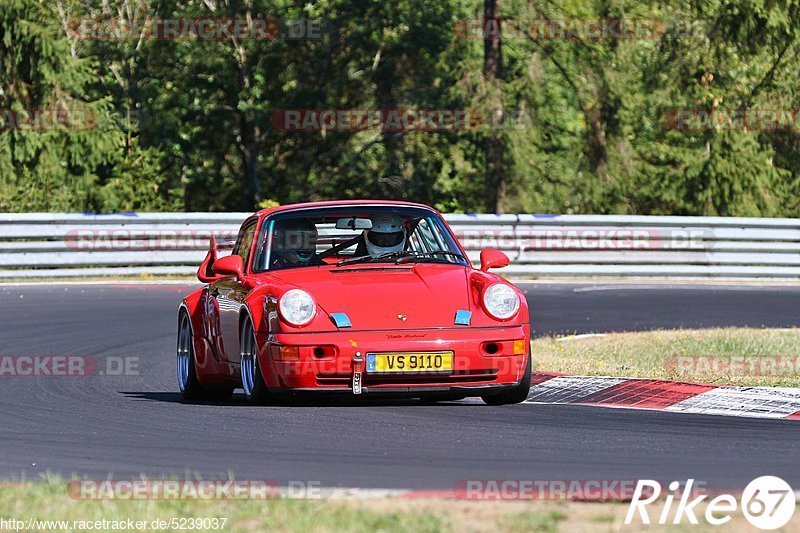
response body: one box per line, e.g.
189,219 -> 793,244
524,373 -> 800,420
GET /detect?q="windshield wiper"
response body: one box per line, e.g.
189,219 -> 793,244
336,250 -> 413,267
395,251 -> 467,264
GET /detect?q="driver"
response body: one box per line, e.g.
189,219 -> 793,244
363,214 -> 407,257
270,218 -> 319,269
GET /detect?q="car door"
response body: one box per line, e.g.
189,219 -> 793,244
213,219 -> 257,365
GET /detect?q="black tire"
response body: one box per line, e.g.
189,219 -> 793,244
481,355 -> 532,405
240,317 -> 271,405
178,311 -> 233,402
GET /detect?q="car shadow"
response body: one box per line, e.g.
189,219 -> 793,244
120,391 -> 483,408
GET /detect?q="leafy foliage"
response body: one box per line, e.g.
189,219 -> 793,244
1,0 -> 798,215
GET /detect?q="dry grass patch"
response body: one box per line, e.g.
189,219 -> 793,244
532,328 -> 800,387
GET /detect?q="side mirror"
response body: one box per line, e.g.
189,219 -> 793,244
213,254 -> 244,279
479,248 -> 509,272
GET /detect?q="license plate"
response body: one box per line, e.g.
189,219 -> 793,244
366,352 -> 453,373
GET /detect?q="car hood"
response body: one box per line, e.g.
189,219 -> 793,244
269,264 -> 472,330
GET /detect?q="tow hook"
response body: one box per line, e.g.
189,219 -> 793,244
352,351 -> 364,395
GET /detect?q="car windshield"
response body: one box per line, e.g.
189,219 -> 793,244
253,206 -> 468,272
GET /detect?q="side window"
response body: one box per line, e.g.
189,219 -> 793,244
232,222 -> 257,270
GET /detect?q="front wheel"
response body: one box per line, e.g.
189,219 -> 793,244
481,355 -> 532,405
240,317 -> 271,404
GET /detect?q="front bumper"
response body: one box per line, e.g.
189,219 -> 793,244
256,324 -> 530,394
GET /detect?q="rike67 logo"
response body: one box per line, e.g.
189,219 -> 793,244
626,477 -> 796,530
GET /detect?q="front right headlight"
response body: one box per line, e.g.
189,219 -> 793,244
482,283 -> 520,320
279,289 -> 316,326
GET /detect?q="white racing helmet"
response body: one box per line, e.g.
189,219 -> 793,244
364,214 -> 407,256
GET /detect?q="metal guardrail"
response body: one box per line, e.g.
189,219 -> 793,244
0,213 -> 799,279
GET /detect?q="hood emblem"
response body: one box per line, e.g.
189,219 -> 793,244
397,314 -> 407,322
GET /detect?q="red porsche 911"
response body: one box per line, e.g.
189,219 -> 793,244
177,200 -> 531,405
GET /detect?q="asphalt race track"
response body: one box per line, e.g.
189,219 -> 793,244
1,281 -> 799,490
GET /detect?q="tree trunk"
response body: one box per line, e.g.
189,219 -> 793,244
236,45 -> 261,210
376,73 -> 405,198
483,0 -> 506,213
240,119 -> 261,210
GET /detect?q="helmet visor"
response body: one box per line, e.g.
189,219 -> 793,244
368,230 -> 404,248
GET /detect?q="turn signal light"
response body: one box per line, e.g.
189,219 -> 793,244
279,346 -> 300,361
513,339 -> 527,355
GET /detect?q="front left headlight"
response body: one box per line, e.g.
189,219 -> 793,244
279,289 -> 316,326
482,283 -> 520,320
